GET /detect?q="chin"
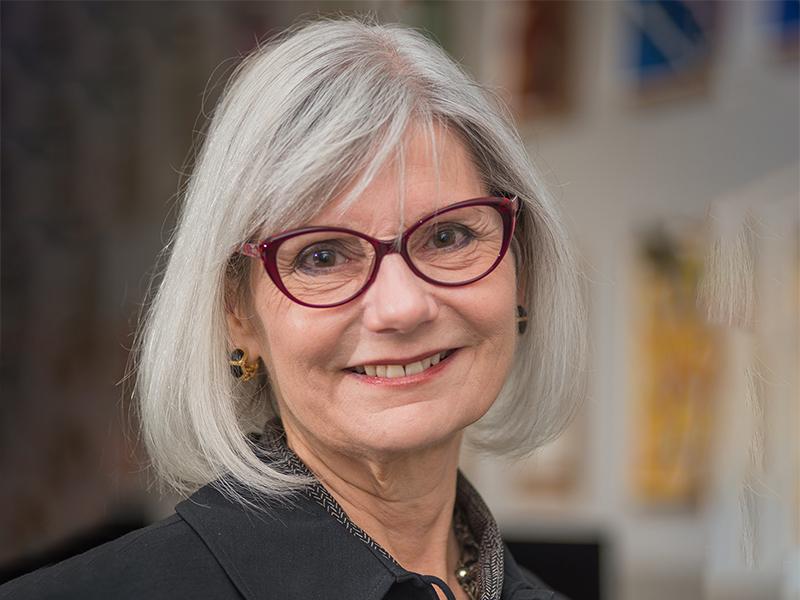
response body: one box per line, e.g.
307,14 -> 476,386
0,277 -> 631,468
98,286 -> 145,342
344,405 -> 478,457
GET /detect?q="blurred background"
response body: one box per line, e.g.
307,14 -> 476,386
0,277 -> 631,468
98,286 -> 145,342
1,1 -> 798,599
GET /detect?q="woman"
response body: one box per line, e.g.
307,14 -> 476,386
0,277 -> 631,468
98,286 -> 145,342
2,17 -> 585,600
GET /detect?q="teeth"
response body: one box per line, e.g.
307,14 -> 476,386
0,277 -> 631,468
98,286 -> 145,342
405,361 -> 424,376
353,350 -> 451,378
386,365 -> 404,378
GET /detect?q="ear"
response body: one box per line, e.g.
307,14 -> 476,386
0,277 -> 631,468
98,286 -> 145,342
515,251 -> 528,308
225,300 -> 262,361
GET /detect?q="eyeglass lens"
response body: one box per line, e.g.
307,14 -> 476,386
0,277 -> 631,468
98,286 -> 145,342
273,204 -> 505,306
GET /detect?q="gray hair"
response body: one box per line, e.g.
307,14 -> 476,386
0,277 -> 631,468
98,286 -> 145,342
131,16 -> 587,502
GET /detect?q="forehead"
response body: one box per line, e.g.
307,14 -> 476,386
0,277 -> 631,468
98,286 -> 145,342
307,125 -> 485,234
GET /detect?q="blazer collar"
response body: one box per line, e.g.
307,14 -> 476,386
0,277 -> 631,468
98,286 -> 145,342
176,484 -> 554,600
177,483 -> 397,600
175,422 -> 556,600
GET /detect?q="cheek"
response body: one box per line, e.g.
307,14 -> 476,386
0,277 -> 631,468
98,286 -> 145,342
474,261 -> 520,387
445,257 -> 518,392
254,283 -> 350,401
252,284 -> 310,386
464,258 -> 518,338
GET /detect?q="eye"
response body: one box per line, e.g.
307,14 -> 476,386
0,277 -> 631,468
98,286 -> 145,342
427,224 -> 473,250
297,245 -> 347,271
433,228 -> 456,248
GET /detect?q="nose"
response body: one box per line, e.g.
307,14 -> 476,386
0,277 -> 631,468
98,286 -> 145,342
360,253 -> 439,334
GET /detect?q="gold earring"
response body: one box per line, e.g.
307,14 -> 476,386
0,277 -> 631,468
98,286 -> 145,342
516,305 -> 528,335
229,348 -> 259,382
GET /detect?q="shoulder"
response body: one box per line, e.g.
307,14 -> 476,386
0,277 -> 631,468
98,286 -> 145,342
502,544 -> 571,600
0,513 -> 239,600
516,565 -> 570,600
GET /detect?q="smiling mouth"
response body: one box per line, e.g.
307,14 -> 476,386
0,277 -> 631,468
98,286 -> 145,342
345,349 -> 458,379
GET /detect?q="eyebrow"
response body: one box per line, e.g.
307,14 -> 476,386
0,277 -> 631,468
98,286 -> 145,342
303,196 -> 471,232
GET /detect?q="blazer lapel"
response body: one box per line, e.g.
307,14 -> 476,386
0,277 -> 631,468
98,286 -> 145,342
176,482 -> 396,600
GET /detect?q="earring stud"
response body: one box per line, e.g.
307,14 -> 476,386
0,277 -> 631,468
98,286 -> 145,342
516,305 -> 528,335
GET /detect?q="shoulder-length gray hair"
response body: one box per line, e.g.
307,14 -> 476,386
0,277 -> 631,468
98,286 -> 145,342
132,16 -> 586,502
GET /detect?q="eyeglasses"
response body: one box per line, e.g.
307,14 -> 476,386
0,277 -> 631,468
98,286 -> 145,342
239,196 -> 518,308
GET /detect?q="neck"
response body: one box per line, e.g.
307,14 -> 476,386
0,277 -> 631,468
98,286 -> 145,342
282,418 -> 464,588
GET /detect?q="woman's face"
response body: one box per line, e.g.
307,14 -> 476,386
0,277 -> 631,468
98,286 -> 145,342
235,127 -> 520,459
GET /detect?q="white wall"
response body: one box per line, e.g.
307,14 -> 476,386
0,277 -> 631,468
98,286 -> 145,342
459,2 -> 799,600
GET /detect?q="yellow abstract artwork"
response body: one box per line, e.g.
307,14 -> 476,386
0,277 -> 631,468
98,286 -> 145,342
631,226 -> 721,508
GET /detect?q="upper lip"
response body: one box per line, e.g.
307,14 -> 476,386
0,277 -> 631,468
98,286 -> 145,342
345,348 -> 456,368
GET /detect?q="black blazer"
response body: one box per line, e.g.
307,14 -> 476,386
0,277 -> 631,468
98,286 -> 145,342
1,481 -> 566,600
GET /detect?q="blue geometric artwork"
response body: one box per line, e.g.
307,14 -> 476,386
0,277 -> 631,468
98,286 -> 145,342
626,0 -> 718,91
766,0 -> 800,56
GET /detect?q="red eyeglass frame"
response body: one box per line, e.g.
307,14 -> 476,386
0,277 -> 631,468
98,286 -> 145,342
239,195 -> 519,308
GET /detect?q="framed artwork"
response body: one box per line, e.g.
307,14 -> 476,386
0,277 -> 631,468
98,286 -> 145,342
765,0 -> 800,61
629,223 -> 721,509
624,0 -> 721,105
511,0 -> 577,120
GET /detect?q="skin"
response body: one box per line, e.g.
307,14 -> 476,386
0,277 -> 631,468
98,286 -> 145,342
228,125 -> 521,599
